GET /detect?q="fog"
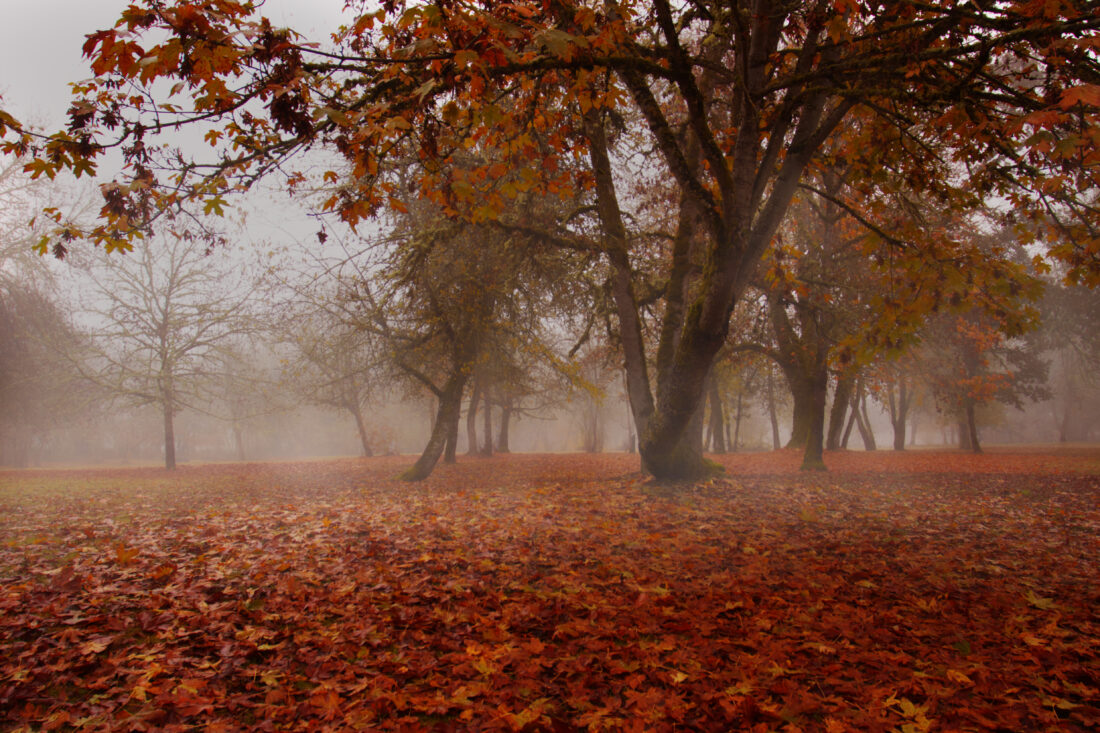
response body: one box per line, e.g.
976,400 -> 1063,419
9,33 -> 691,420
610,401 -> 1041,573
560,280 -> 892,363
1,0 -> 1097,472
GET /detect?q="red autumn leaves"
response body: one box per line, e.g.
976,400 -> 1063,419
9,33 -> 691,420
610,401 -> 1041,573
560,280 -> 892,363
1,451 -> 1098,730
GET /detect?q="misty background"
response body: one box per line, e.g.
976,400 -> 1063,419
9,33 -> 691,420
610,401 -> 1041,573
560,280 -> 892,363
0,0 -> 1097,469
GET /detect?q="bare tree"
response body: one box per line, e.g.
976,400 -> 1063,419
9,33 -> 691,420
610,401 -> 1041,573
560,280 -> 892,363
74,234 -> 257,469
278,303 -> 383,458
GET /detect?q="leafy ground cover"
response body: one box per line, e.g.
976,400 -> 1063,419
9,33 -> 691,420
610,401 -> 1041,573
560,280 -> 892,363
1,449 -> 1098,731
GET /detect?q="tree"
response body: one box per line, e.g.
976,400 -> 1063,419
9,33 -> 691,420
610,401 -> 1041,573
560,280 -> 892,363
1039,280 -> 1100,442
0,281 -> 87,466
919,310 -> 1050,453
25,0 -> 1100,479
74,234 -> 257,469
279,302 -> 383,458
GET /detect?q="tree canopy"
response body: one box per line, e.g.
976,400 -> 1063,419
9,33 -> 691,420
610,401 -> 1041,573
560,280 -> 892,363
5,0 -> 1099,478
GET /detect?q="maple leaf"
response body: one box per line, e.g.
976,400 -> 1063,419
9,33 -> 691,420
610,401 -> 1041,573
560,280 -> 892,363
1024,590 -> 1056,610
114,542 -> 140,565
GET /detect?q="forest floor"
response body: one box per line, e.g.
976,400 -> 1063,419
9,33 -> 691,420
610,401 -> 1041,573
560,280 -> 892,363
1,448 -> 1098,731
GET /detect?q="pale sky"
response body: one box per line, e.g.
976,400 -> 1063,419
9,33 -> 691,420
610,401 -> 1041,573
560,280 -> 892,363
0,0 -> 350,128
0,0 -> 355,253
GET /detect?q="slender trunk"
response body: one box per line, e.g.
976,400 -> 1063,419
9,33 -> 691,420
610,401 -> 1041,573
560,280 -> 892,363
733,389 -> 743,452
480,386 -> 493,457
841,404 -> 857,449
584,113 -> 655,448
401,373 -> 467,481
767,372 -> 781,450
707,376 -> 726,453
826,374 -> 853,451
232,422 -> 245,462
163,402 -> 177,470
350,402 -> 374,457
466,378 -> 481,455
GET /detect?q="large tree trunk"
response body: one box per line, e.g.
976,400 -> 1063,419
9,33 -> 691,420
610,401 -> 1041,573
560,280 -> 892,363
786,377 -> 813,449
891,414 -> 906,451
401,373 -> 467,481
349,401 -> 374,457
826,374 -> 853,451
707,376 -> 726,453
638,350 -> 719,479
800,362 -> 829,471
466,377 -> 481,455
443,413 -> 458,464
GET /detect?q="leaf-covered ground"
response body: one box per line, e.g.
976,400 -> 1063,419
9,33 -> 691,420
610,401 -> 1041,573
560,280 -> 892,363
1,449 -> 1098,732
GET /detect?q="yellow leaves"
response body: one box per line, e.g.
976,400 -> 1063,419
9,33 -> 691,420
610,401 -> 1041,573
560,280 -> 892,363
884,694 -> 935,732
386,116 -> 412,131
113,542 -> 139,565
797,504 -> 821,522
1024,589 -> 1056,610
945,668 -> 974,686
500,698 -> 550,730
0,108 -> 22,136
454,49 -> 480,70
203,196 -> 228,216
537,28 -> 587,61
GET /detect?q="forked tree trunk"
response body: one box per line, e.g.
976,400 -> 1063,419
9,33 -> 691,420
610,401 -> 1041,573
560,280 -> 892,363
853,386 -> 876,451
841,407 -> 856,449
401,373 -> 467,481
826,374 -> 853,451
887,379 -> 910,452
